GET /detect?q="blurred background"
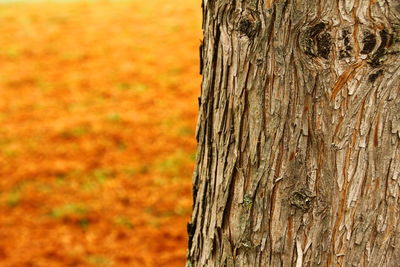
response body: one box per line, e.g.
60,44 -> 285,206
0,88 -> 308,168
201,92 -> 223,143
0,0 -> 201,266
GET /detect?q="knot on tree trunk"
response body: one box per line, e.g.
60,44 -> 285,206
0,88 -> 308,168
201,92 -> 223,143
232,9 -> 261,39
299,20 -> 400,80
290,189 -> 314,212
302,22 -> 332,59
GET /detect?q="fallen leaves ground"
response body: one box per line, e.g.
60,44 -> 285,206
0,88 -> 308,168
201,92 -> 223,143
0,0 -> 201,266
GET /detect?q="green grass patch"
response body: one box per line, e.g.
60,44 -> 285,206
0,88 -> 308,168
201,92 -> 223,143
6,191 -> 21,207
35,79 -> 54,92
116,82 -> 147,93
113,215 -> 133,229
78,218 -> 90,229
87,255 -> 113,266
153,150 -> 194,177
3,182 -> 29,207
93,168 -> 113,182
115,141 -> 127,150
122,165 -> 149,177
3,47 -> 20,59
0,138 -> 11,146
105,112 -> 121,122
81,168 -> 115,191
178,126 -> 195,137
37,184 -> 52,193
59,125 -> 91,139
49,203 -> 88,218
2,149 -> 17,158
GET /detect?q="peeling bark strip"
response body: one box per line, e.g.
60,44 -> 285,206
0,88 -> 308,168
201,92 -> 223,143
188,0 -> 400,266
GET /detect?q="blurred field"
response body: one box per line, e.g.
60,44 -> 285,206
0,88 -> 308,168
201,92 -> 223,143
0,0 -> 201,266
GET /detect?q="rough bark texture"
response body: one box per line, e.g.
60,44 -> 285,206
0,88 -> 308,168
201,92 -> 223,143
187,0 -> 400,266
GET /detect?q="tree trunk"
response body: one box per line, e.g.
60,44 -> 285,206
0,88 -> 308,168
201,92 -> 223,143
187,0 -> 400,266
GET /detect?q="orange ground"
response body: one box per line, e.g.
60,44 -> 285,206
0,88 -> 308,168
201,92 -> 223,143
0,0 -> 201,266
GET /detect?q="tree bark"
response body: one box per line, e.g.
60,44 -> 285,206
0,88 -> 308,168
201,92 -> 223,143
187,0 -> 400,266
